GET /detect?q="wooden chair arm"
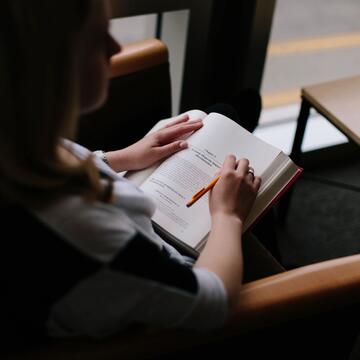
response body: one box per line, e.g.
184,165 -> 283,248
110,38 -> 169,78
229,253 -> 360,331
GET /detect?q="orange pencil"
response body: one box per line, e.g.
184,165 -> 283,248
186,175 -> 220,208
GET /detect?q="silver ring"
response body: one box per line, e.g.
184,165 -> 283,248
247,167 -> 255,177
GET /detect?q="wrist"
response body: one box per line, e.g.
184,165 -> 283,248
211,212 -> 243,229
94,149 -> 129,172
104,149 -> 130,172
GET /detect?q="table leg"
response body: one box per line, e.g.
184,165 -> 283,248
277,98 -> 311,225
290,98 -> 311,163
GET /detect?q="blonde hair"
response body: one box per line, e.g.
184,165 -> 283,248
0,0 -> 112,207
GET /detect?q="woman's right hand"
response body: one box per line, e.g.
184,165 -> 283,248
209,155 -> 261,224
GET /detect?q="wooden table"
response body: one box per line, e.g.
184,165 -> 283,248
291,75 -> 360,164
279,75 -> 360,223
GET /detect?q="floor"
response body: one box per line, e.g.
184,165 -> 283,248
276,155 -> 360,268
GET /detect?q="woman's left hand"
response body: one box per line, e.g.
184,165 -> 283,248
106,114 -> 203,172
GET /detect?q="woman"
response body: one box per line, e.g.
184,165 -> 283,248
1,0 -> 261,344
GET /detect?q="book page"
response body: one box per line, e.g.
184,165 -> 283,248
139,112 -> 283,248
124,109 -> 207,186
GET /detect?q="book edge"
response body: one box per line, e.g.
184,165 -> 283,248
246,167 -> 304,233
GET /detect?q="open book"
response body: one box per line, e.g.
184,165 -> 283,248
125,110 -> 302,257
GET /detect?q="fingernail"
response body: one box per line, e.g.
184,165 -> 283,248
179,141 -> 188,149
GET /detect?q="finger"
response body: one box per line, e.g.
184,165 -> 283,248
246,166 -> 255,182
163,114 -> 190,128
246,172 -> 254,182
236,158 -> 250,176
253,176 -> 262,192
157,120 -> 203,143
155,140 -> 188,158
222,154 -> 237,171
